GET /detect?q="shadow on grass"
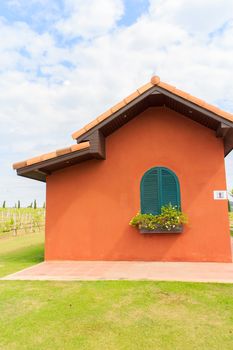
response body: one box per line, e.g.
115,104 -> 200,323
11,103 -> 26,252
0,243 -> 44,264
0,243 -> 44,277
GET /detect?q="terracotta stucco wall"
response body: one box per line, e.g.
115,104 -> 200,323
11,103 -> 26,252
45,107 -> 232,262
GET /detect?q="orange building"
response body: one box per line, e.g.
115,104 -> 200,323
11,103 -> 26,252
13,76 -> 233,262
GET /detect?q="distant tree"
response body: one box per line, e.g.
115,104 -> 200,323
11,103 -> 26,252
228,189 -> 233,212
33,199 -> 37,209
17,200 -> 20,209
2,201 -> 6,208
43,202 -> 46,209
14,203 -> 17,208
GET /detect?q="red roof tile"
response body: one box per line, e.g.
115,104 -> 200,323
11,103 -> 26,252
13,75 -> 233,171
13,141 -> 90,170
72,75 -> 233,140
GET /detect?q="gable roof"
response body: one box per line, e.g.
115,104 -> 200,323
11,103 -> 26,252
71,76 -> 233,140
13,75 -> 233,182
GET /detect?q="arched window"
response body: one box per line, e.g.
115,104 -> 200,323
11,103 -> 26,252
140,167 -> 181,215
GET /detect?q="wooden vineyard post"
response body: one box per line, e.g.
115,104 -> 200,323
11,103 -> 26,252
13,214 -> 17,236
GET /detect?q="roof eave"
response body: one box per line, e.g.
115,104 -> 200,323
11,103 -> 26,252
74,86 -> 158,143
155,86 -> 233,127
16,134 -> 105,181
72,86 -> 233,157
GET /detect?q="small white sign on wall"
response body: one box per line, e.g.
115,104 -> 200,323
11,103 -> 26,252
213,190 -> 228,200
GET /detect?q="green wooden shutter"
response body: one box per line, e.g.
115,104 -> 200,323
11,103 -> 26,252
141,168 -> 160,215
140,167 -> 181,214
160,168 -> 180,208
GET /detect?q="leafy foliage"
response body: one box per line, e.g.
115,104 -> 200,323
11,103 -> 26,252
130,204 -> 187,231
130,213 -> 159,230
0,208 -> 45,235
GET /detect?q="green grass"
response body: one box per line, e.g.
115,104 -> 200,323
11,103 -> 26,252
0,230 -> 233,349
0,232 -> 44,277
0,281 -> 233,350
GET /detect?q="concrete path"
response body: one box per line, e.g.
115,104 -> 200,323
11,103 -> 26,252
2,260 -> 233,283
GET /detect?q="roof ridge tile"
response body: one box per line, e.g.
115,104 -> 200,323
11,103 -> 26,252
70,75 -> 232,141
13,76 -> 233,172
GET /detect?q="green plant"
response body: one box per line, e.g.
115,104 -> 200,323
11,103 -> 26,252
130,204 -> 187,231
130,213 -> 159,230
0,208 -> 45,235
3,218 -> 13,232
228,189 -> 233,212
156,204 -> 187,230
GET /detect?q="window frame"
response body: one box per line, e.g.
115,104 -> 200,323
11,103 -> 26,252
140,166 -> 181,215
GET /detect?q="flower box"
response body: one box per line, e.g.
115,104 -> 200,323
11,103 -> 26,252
130,205 -> 187,235
139,225 -> 183,234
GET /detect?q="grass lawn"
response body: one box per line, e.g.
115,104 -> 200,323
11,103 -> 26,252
0,281 -> 233,350
0,232 -> 44,277
0,233 -> 233,349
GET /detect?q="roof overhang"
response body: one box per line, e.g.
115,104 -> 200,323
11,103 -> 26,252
13,76 -> 233,182
75,86 -> 233,157
15,131 -> 105,182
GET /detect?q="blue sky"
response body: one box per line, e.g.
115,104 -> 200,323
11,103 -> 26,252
0,0 -> 233,207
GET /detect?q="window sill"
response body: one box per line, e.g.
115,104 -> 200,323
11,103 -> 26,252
139,225 -> 183,234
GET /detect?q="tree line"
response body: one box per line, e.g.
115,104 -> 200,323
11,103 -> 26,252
1,200 -> 45,209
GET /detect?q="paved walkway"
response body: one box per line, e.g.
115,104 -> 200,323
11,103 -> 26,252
2,260 -> 233,283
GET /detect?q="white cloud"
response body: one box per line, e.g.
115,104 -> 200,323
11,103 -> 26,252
6,0 -> 61,24
56,0 -> 124,39
149,0 -> 233,34
0,0 -> 233,204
